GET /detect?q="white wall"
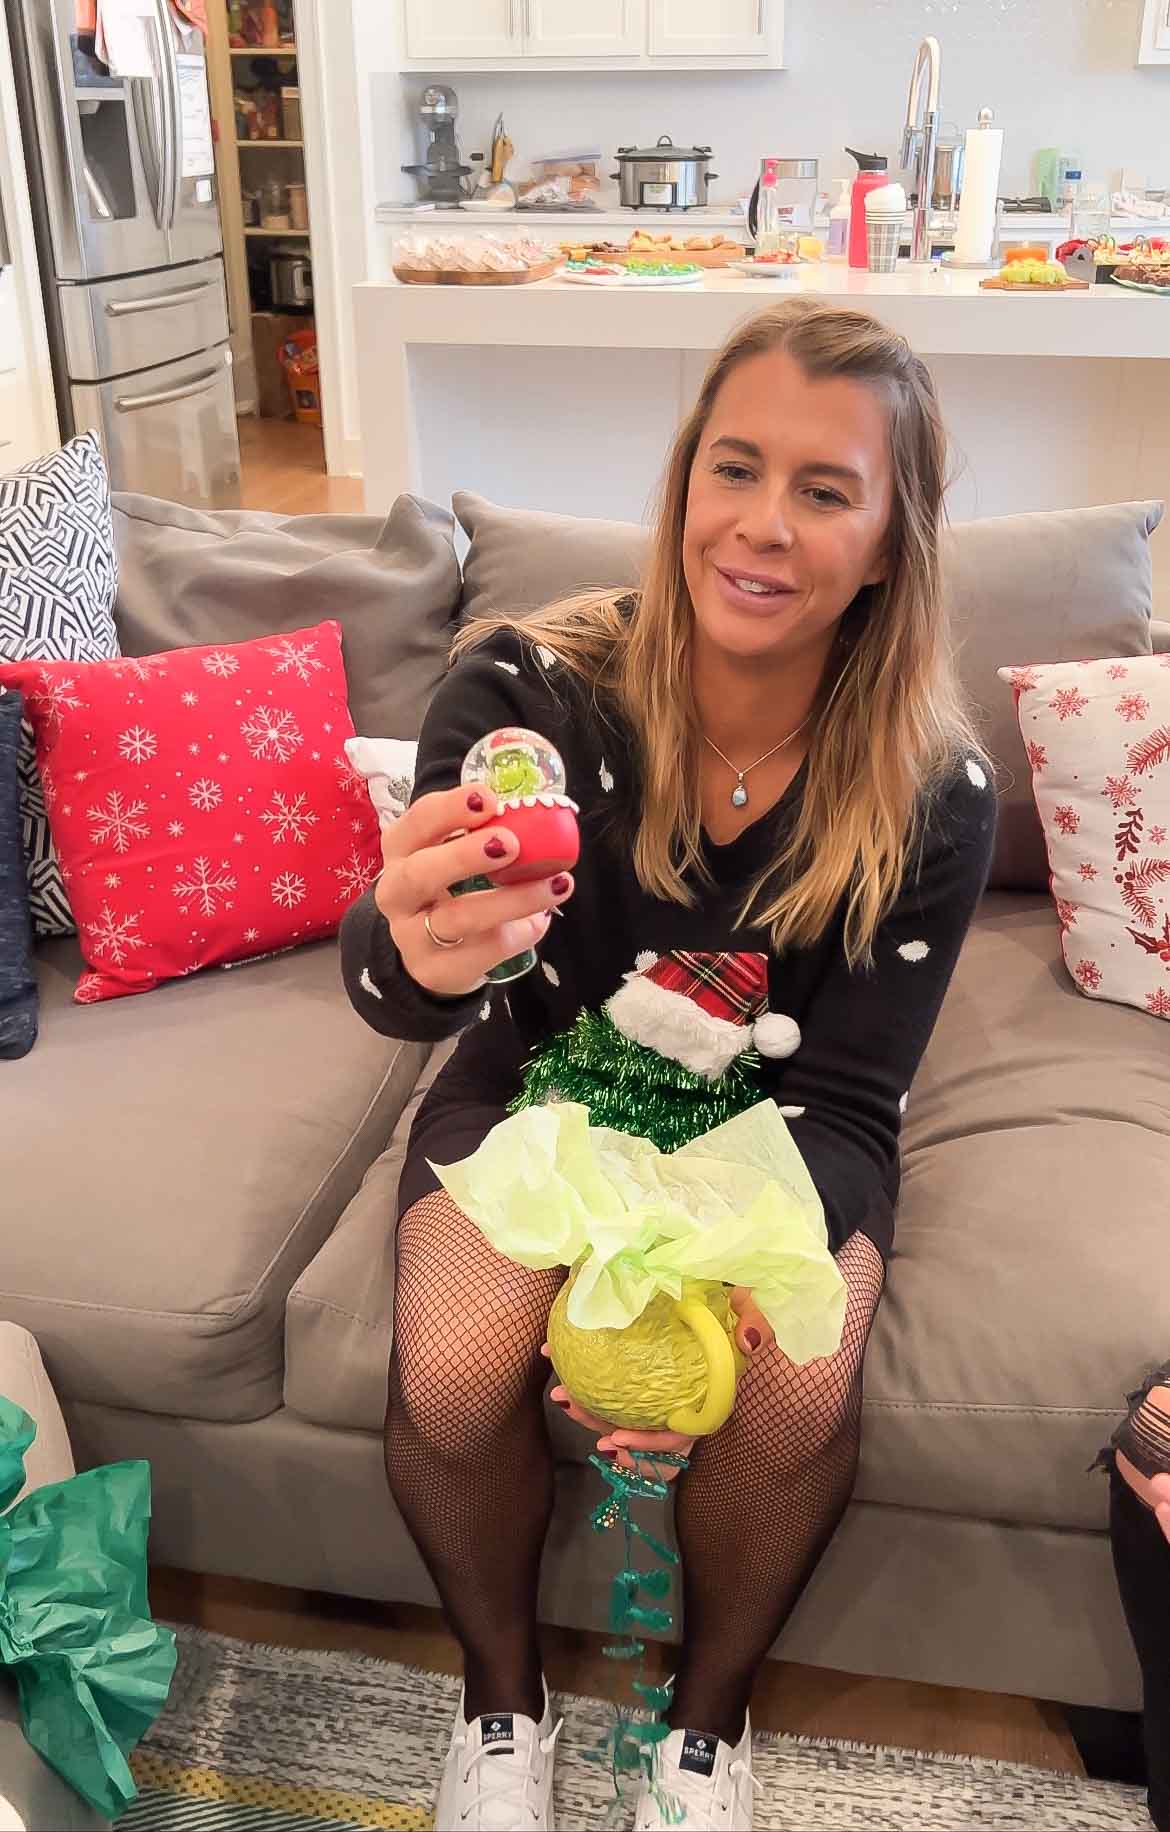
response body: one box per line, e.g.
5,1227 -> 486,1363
390,0 -> 1167,205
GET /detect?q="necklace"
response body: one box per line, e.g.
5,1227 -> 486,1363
702,714 -> 813,809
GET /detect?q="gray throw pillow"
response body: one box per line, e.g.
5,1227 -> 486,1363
0,433 -> 120,936
112,491 -> 461,741
0,688 -> 37,1060
454,491 -> 1164,893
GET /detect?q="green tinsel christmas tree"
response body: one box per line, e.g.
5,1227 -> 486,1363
510,948 -> 802,1151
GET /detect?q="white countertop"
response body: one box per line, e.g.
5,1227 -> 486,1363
357,262 -> 1168,362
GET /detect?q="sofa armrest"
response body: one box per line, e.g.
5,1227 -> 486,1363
1152,619 -> 1170,655
283,1037 -> 459,1433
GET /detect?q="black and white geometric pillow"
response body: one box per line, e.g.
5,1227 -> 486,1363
0,432 -> 120,936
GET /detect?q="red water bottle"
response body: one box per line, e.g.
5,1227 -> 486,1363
846,148 -> 888,269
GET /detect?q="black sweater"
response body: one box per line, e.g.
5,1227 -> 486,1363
341,627 -> 995,1255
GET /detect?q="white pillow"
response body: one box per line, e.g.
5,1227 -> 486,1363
344,736 -> 418,827
1000,653 -> 1170,1021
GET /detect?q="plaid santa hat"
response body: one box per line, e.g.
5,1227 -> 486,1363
605,949 -> 801,1081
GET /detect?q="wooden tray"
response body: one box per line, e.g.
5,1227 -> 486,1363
393,260 -> 559,286
558,242 -> 741,269
979,275 -> 1090,292
612,244 -> 743,269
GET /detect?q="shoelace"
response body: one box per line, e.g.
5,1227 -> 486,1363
458,1720 -> 564,1825
658,1755 -> 762,1823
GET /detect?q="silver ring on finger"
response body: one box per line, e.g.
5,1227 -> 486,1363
424,909 -> 463,950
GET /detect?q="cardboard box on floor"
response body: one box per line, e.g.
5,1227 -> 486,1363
251,312 -> 312,419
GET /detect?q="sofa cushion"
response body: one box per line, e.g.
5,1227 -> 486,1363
860,891 -> 1170,1532
112,492 -> 460,740
284,1038 -> 458,1431
454,493 -> 1163,894
3,938 -> 426,1423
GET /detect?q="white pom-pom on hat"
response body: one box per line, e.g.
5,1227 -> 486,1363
752,1010 -> 802,1059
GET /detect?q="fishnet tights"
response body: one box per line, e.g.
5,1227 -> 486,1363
672,1230 -> 885,1741
385,1192 -> 883,1733
386,1190 -> 566,1720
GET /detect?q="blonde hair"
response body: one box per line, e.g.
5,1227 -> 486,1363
455,298 -> 981,965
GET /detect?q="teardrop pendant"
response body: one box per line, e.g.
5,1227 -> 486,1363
731,781 -> 749,809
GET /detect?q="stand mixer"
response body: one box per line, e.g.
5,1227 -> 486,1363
402,85 -> 471,206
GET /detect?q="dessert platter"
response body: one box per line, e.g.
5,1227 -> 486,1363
392,231 -> 560,285
1111,250 -> 1170,296
558,229 -> 742,269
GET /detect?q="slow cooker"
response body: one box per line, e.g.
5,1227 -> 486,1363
611,137 -> 718,211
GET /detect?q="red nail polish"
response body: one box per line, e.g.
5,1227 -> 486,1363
745,1328 -> 762,1352
466,791 -> 485,813
483,836 -> 507,860
551,874 -> 571,895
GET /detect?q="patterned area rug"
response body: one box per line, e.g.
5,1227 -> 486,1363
120,1625 -> 1150,1831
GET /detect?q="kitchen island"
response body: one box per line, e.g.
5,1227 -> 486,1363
354,264 -> 1169,611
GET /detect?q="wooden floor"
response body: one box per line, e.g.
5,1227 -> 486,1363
238,415 -> 363,516
213,411 -> 1083,1781
150,1564 -> 1081,1774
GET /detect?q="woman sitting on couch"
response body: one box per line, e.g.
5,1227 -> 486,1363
1109,1373 -> 1170,1830
341,298 -> 995,1831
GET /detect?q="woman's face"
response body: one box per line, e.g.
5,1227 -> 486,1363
683,349 -> 894,668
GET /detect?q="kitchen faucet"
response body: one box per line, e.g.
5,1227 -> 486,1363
901,35 -> 941,264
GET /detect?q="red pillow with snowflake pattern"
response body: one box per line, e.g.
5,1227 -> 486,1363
1001,653 -> 1170,1022
0,620 -> 381,1003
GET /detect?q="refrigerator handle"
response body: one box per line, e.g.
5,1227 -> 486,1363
155,0 -> 183,230
113,366 -> 221,413
129,52 -> 169,231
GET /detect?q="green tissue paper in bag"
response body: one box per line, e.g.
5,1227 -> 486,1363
0,1394 -> 177,1818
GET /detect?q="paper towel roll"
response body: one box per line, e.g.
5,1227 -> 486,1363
954,124 -> 1003,265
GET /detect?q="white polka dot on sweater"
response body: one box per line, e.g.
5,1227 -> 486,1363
777,1104 -> 806,1119
599,759 -> 615,793
898,940 -> 930,963
541,959 -> 560,987
359,967 -> 383,1001
479,999 -> 491,1022
966,758 -> 988,790
494,660 -> 520,676
899,1092 -> 909,1113
535,644 -> 557,670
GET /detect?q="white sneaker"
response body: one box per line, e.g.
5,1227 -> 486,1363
434,1683 -> 562,1830
633,1718 -> 758,1830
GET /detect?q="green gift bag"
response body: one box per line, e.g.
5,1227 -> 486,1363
0,1394 -> 177,1818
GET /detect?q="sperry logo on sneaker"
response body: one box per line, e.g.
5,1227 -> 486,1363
679,1730 -> 717,1777
480,1714 -> 514,1754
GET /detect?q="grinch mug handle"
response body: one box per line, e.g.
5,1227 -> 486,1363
666,1299 -> 739,1437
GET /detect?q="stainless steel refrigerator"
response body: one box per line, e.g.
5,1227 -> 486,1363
5,0 -> 240,507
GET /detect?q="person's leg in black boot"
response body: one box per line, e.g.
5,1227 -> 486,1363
1106,1371 -> 1170,1832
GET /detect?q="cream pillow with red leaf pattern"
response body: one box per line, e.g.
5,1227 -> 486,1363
1001,654 -> 1170,1020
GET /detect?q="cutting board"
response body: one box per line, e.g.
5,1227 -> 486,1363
979,275 -> 1090,292
393,260 -> 560,286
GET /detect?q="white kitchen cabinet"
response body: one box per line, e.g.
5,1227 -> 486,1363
524,0 -> 643,58
648,0 -> 776,58
400,0 -> 781,68
403,0 -> 522,63
1138,0 -> 1170,62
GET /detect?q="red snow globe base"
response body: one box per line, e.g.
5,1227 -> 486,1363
457,726 -> 580,983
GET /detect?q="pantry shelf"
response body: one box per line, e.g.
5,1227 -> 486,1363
244,226 -> 310,237
238,138 -> 303,148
